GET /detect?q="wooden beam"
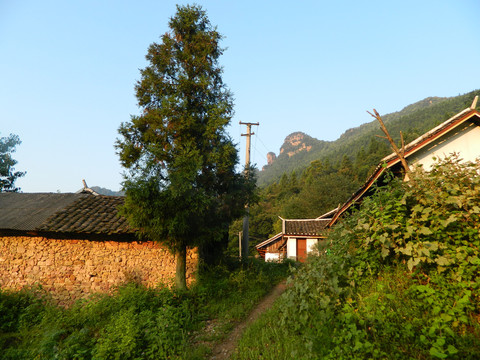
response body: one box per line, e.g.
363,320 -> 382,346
471,95 -> 478,110
368,109 -> 411,174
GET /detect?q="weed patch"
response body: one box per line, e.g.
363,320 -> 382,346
0,259 -> 290,359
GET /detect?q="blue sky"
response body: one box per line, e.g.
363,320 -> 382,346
1,0 -> 479,192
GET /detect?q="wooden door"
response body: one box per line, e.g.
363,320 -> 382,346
296,239 -> 307,263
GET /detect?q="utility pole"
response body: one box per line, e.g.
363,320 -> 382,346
239,121 -> 259,260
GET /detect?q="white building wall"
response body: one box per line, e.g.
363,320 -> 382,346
286,237 -> 320,260
265,252 -> 280,262
307,239 -> 318,255
287,237 -> 297,259
410,122 -> 480,170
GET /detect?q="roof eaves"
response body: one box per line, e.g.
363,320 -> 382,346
381,108 -> 479,165
256,232 -> 283,249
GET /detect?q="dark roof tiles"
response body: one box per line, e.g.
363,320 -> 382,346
0,193 -> 84,231
284,219 -> 329,236
39,195 -> 133,234
0,193 -> 133,235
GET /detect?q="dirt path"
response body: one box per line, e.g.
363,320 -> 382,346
208,280 -> 287,360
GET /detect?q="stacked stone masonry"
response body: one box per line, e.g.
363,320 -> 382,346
0,236 -> 198,305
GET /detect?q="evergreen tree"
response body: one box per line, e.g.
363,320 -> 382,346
116,5 -> 252,289
0,133 -> 25,192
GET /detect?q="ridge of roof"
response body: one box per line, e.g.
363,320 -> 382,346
284,218 -> 330,222
316,207 -> 338,219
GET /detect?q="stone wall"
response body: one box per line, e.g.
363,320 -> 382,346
0,235 -> 198,305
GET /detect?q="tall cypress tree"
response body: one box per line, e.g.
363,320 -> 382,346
116,5 -> 252,289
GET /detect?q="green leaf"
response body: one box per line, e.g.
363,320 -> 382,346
407,258 -> 414,271
429,347 -> 448,359
400,242 -> 413,256
435,256 -> 450,266
440,214 -> 457,227
412,204 -> 423,213
471,205 -> 480,214
405,224 -> 415,238
468,255 -> 480,265
447,345 -> 458,355
423,241 -> 438,252
419,226 -> 433,235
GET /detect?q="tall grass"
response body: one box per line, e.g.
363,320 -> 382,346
0,258 -> 291,360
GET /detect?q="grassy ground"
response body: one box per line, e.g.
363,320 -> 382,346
0,258 -> 292,360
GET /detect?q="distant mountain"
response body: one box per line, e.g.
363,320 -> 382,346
263,132 -> 328,169
90,186 -> 124,196
258,90 -> 480,186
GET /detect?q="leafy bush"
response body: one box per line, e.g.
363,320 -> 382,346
0,259 -> 291,359
0,287 -> 47,359
239,156 -> 480,359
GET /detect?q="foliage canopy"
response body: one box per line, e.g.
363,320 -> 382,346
116,5 -> 253,288
0,133 -> 25,192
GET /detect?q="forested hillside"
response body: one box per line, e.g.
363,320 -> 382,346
258,91 -> 480,186
231,90 -> 480,251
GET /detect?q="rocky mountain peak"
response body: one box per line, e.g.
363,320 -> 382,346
279,132 -> 313,158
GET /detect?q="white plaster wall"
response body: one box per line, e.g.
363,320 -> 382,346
287,237 -> 297,259
286,238 -> 319,259
265,253 -> 280,262
307,239 -> 319,255
410,122 -> 480,170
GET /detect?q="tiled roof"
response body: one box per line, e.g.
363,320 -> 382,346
284,219 -> 329,236
0,193 -> 133,235
0,193 -> 85,231
38,195 -> 133,235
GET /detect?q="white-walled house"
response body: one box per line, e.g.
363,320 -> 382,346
256,214 -> 333,262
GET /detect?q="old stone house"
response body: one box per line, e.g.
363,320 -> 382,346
0,192 -> 197,304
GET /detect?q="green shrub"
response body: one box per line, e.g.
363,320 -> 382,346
267,156 -> 480,359
0,258 -> 290,359
0,287 -> 45,333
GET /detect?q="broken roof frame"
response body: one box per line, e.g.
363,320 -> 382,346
329,104 -> 480,226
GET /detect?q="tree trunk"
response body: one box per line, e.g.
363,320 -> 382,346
175,245 -> 187,290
